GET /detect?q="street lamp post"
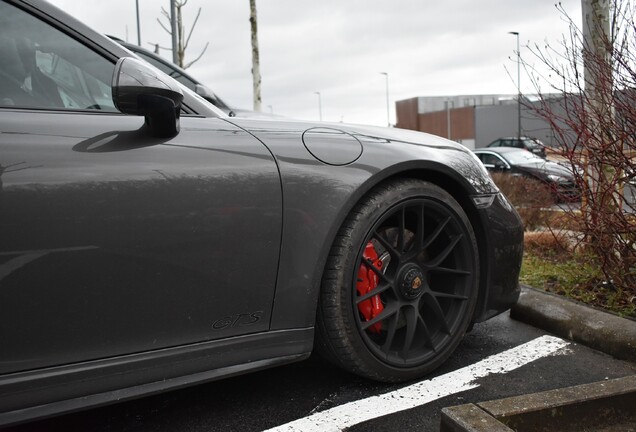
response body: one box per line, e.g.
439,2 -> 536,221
445,100 -> 453,140
509,31 -> 521,140
314,91 -> 322,121
380,72 -> 390,127
170,0 -> 178,64
136,0 -> 141,46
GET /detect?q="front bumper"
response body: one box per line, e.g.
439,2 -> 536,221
473,193 -> 524,322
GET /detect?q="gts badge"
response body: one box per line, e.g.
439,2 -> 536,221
212,311 -> 263,330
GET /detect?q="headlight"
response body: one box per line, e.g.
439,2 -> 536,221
547,174 -> 568,183
471,194 -> 497,208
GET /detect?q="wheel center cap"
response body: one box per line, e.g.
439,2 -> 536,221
398,264 -> 425,299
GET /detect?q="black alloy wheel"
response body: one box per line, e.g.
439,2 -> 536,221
316,179 -> 479,382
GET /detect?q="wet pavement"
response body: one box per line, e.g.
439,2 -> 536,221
7,312 -> 635,432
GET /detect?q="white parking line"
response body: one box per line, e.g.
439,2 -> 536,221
264,335 -> 570,432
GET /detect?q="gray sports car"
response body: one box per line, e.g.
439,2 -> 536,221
0,0 -> 523,426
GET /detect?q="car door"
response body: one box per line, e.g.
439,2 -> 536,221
477,153 -> 508,172
0,1 -> 282,374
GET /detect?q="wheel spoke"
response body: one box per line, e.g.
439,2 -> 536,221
403,205 -> 425,259
431,291 -> 468,301
361,302 -> 399,330
423,293 -> 451,334
402,307 -> 418,356
417,313 -> 436,351
423,216 -> 450,249
423,234 -> 463,268
397,206 -> 406,252
373,233 -> 401,261
429,266 -> 471,276
356,281 -> 392,304
363,258 -> 393,284
382,309 -> 400,355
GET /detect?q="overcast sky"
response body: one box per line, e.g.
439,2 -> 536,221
47,0 -> 582,126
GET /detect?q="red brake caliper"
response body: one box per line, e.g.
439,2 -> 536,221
356,242 -> 385,334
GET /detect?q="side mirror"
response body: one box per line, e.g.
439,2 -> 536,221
494,160 -> 508,170
112,57 -> 184,138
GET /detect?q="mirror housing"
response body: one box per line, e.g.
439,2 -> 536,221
112,57 -> 184,137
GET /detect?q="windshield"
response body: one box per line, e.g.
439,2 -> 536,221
503,150 -> 545,165
523,138 -> 544,149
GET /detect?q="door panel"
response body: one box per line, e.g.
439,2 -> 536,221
0,112 -> 282,374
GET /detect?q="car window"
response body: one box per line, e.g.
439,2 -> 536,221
523,139 -> 540,149
0,1 -> 116,111
478,153 -> 504,166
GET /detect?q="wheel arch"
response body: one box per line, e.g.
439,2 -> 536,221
316,162 -> 490,327
270,161 -> 493,333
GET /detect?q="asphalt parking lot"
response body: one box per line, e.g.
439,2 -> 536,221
8,307 -> 636,432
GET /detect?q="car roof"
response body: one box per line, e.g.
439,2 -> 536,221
475,147 -> 526,154
493,136 -> 535,141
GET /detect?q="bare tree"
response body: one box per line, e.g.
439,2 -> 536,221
157,0 -> 209,69
250,0 -> 262,111
524,0 -> 636,297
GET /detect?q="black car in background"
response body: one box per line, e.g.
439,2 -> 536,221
110,37 -> 271,118
0,0 -> 523,426
474,147 -> 580,201
487,136 -> 547,158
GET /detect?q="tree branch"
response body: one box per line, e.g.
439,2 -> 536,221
184,41 -> 208,69
184,7 -> 202,50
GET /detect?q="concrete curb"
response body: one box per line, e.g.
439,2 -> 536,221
440,375 -> 636,431
510,285 -> 636,363
438,286 -> 636,431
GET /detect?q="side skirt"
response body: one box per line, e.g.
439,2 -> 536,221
0,327 -> 313,427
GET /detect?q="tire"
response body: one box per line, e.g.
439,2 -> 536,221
316,179 -> 479,382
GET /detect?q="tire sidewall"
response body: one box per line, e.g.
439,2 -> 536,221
333,179 -> 479,381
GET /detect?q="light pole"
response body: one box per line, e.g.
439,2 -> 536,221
170,0 -> 178,64
445,100 -> 454,140
135,0 -> 141,46
314,91 -> 322,121
380,72 -> 390,127
509,31 -> 521,140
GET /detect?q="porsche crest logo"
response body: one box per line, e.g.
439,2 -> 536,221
412,276 -> 422,290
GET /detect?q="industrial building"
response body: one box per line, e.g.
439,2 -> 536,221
395,94 -> 560,149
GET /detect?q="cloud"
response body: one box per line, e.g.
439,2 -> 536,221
46,0 -> 582,125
